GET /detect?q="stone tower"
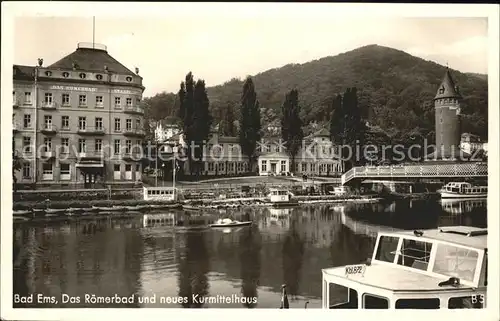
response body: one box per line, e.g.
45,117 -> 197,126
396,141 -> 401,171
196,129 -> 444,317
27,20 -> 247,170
428,68 -> 464,161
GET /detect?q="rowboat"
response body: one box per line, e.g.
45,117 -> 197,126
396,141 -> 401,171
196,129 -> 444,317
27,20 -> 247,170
13,210 -> 32,216
322,226 -> 487,309
45,208 -> 67,215
209,218 -> 253,228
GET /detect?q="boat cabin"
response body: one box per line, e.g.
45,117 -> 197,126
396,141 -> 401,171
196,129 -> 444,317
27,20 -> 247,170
332,186 -> 351,196
442,182 -> 487,195
143,186 -> 178,201
268,188 -> 293,203
322,226 -> 487,309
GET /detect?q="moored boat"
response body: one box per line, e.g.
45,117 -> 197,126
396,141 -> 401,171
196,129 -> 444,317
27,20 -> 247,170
268,188 -> 299,207
439,182 -> 487,199
45,208 -> 68,215
321,226 -> 487,309
209,218 -> 253,228
13,209 -> 33,216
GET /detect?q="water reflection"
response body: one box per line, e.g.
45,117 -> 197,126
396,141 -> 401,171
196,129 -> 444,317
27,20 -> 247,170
239,227 -> 261,308
177,232 -> 210,308
12,199 -> 487,309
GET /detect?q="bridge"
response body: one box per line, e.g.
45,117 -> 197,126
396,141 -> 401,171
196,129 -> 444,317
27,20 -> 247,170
341,162 -> 488,186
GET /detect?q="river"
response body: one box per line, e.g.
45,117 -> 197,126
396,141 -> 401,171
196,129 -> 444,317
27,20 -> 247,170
12,198 -> 487,309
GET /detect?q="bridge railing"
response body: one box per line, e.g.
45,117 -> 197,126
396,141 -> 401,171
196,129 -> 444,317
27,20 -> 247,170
341,162 -> 488,185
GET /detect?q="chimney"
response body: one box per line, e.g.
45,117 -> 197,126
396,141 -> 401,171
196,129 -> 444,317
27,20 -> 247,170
37,58 -> 43,67
135,67 -> 139,75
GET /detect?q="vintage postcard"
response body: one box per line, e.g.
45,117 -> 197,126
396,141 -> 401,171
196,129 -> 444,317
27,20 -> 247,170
1,2 -> 499,321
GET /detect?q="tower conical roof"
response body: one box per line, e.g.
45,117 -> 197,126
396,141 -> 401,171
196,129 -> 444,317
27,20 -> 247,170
434,68 -> 462,100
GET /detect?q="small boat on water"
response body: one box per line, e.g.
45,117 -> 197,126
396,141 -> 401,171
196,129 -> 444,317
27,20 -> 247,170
45,208 -> 67,215
268,188 -> 299,207
13,210 -> 32,216
321,226 -> 487,309
439,182 -> 487,199
209,218 -> 253,228
33,208 -> 46,215
183,204 -> 202,212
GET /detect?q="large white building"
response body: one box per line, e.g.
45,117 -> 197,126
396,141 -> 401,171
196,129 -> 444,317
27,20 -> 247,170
171,125 -> 342,177
460,132 -> 487,156
154,120 -> 181,143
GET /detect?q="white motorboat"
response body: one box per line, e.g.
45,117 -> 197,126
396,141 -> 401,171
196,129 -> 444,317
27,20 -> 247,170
439,182 -> 487,199
209,218 -> 253,228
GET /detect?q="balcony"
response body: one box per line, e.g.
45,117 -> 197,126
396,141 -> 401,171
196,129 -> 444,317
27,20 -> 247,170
41,101 -> 57,110
40,124 -> 57,135
39,149 -> 55,159
77,150 -> 105,160
123,127 -> 145,137
13,122 -> 20,133
123,105 -> 144,115
77,126 -> 106,136
122,151 -> 143,161
13,100 -> 20,109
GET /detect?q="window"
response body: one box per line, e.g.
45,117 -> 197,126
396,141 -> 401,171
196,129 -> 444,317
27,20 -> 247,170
114,164 -> 121,180
395,298 -> 440,309
114,97 -> 121,107
95,139 -> 102,153
114,118 -> 121,131
432,244 -> 479,282
44,115 -> 52,129
60,164 -> 70,180
23,114 -> 31,128
125,164 -> 132,171
208,162 -> 214,171
44,93 -> 53,105
302,163 -> 307,172
328,283 -> 358,309
61,116 -> 69,129
24,92 -> 32,104
135,164 -> 140,172
96,74 -> 103,80
261,160 -> 267,172
218,162 -> 224,172
281,160 -> 286,172
126,140 -> 132,153
23,136 -> 31,153
95,117 -> 103,130
45,71 -> 52,76
96,96 -> 103,107
228,162 -> 234,172
126,119 -> 132,130
79,95 -> 87,106
61,138 -> 69,153
43,137 -> 52,152
375,236 -> 399,263
311,163 -> 316,171
363,294 -> 389,309
126,76 -> 132,82
22,163 -> 31,178
397,239 -> 433,270
78,139 -> 86,153
448,296 -> 484,309
126,98 -> 132,106
136,119 -> 141,129
114,140 -> 121,154
114,164 -> 120,171
62,93 -> 70,106
78,117 -> 87,130
62,72 -> 69,78
79,73 -> 86,79
42,163 -> 53,180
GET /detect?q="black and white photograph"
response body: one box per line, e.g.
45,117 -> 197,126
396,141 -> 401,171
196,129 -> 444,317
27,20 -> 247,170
1,2 -> 499,320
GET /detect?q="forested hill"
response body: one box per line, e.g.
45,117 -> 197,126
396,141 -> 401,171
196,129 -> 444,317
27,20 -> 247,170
206,44 -> 488,139
145,44 -> 488,140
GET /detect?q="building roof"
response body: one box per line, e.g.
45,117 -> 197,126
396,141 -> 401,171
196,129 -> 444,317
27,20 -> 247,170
48,45 -> 136,76
434,68 -> 462,100
13,65 -> 35,80
258,151 -> 289,159
310,127 -> 330,138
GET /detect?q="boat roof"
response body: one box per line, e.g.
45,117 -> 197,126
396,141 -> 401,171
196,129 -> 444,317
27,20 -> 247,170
322,263 -> 476,292
383,226 -> 487,250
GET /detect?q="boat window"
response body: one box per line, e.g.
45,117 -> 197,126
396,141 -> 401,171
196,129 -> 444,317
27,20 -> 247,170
363,294 -> 389,309
397,239 -> 432,270
328,283 -> 358,309
375,236 -> 399,263
395,298 -> 440,309
448,296 -> 483,309
432,244 -> 478,282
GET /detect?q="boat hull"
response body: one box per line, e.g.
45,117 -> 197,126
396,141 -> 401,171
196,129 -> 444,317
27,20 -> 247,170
439,191 -> 487,199
209,221 -> 253,228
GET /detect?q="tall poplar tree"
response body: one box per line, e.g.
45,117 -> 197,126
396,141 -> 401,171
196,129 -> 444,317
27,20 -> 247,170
280,89 -> 303,173
192,79 -> 212,177
239,77 -> 261,171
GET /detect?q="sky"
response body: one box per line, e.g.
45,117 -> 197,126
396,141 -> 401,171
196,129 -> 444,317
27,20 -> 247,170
13,12 -> 489,98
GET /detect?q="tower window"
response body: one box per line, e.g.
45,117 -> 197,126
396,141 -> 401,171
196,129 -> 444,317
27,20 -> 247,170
79,73 -> 87,79
62,72 -> 69,78
96,74 -> 103,80
126,76 -> 132,82
438,85 -> 445,94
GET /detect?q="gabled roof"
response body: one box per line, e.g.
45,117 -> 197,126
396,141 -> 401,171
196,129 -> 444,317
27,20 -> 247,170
434,68 -> 462,100
309,127 -> 330,138
48,46 -> 136,76
258,151 -> 289,159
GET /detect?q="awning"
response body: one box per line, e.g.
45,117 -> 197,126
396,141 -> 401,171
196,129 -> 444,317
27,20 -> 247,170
76,162 -> 104,168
